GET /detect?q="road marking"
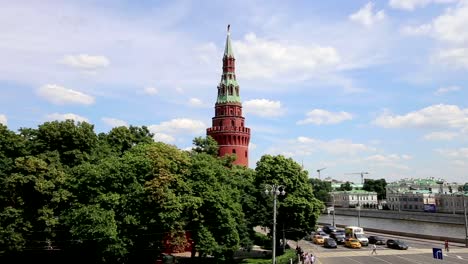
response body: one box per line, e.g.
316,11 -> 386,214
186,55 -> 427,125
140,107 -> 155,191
344,256 -> 364,264
370,255 -> 394,264
395,255 -> 426,264
457,255 -> 463,259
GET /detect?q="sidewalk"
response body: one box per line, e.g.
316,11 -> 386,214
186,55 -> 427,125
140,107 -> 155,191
287,239 -> 322,264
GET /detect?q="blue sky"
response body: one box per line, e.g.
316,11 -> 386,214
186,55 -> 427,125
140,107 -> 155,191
1,0 -> 468,183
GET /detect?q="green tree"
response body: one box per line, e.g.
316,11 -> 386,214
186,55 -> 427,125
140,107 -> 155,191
338,181 -> 353,191
309,178 -> 332,203
254,155 -> 323,243
363,179 -> 387,200
192,136 -> 218,156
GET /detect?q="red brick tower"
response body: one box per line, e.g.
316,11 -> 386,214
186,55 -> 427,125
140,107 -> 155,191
207,25 -> 250,167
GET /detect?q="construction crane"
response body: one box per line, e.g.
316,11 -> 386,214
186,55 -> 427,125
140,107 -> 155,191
345,172 -> 369,184
317,167 -> 326,179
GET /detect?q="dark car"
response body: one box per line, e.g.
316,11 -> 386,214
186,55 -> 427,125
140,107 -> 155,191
322,225 -> 338,234
368,235 -> 386,245
330,231 -> 346,244
386,239 -> 408,250
323,238 -> 338,248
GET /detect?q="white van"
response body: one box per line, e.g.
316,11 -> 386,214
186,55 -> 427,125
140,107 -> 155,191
345,226 -> 369,246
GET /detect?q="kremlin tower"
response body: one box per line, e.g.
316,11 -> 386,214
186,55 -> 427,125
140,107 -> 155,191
207,25 -> 250,167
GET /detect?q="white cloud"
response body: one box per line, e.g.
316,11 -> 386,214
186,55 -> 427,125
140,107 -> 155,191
234,33 -> 340,79
423,131 -> 458,140
436,147 -> 468,159
374,104 -> 468,129
434,85 -> 461,95
435,48 -> 468,69
389,0 -> 456,11
249,142 -> 257,151
365,154 -> 412,162
143,87 -> 159,95
102,117 -> 128,127
153,133 -> 176,144
61,54 -> 110,70
297,109 -> 353,125
37,84 -> 95,105
243,99 -> 285,117
349,2 -> 385,27
175,87 -> 184,94
148,118 -> 206,143
401,24 -> 432,35
46,113 -> 89,122
0,114 -> 7,125
432,3 -> 468,44
188,98 -> 205,107
268,136 -> 375,157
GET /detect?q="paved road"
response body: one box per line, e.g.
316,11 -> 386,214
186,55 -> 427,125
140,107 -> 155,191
296,231 -> 468,264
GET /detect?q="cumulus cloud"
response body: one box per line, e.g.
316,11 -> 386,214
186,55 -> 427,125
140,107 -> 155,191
61,54 -> 110,70
435,48 -> 468,69
374,104 -> 468,129
153,133 -> 176,143
102,117 -> 128,127
432,3 -> 468,45
46,113 -> 89,122
233,33 -> 340,79
37,84 -> 95,105
0,114 -> 7,125
401,24 -> 432,35
423,131 -> 458,140
243,99 -> 285,117
389,0 -> 456,11
366,154 -> 412,162
436,147 -> 468,159
188,98 -> 205,107
149,118 -> 206,143
349,2 -> 385,27
434,85 -> 461,95
297,109 -> 353,125
267,136 -> 375,157
143,87 -> 159,95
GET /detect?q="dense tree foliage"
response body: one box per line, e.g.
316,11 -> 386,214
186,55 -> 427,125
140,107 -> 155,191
254,155 -> 323,243
0,121 -> 321,263
363,179 -> 387,200
309,178 -> 332,203
338,181 -> 353,191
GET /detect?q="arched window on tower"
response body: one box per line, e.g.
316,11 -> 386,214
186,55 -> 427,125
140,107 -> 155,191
235,87 -> 239,96
229,86 -> 233,95
232,149 -> 236,154
231,120 -> 235,127
245,150 -> 247,157
219,120 -> 223,127
241,121 -> 244,127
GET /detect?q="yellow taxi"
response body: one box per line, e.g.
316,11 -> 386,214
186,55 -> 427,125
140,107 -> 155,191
313,235 -> 325,245
345,238 -> 362,249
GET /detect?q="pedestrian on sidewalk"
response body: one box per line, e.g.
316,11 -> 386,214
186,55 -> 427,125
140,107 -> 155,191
311,254 -> 315,264
371,244 -> 377,255
445,240 -> 449,252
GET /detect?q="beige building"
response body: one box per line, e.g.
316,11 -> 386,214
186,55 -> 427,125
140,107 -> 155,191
386,191 -> 435,211
330,190 -> 378,208
435,193 -> 468,214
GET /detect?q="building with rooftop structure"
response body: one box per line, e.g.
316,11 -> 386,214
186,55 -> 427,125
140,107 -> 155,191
329,190 -> 378,208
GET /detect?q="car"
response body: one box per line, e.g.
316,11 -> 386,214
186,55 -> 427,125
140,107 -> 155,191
330,231 -> 346,244
345,238 -> 362,249
322,225 -> 338,234
368,235 -> 386,245
323,238 -> 337,248
318,231 -> 330,238
313,235 -> 325,245
386,239 -> 408,250
155,253 -> 176,264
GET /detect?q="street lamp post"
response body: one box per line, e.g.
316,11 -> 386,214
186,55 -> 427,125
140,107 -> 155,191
463,194 -> 468,248
332,194 -> 336,227
265,184 -> 286,264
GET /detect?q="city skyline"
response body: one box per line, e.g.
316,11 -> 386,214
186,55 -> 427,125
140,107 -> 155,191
1,0 -> 467,182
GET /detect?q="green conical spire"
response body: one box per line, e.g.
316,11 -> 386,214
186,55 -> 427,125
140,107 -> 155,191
224,24 -> 234,58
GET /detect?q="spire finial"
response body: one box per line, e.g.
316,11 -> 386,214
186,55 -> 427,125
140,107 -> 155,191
227,24 -> 230,35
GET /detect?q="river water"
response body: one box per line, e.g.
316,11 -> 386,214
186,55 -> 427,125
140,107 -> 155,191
318,214 -> 467,239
